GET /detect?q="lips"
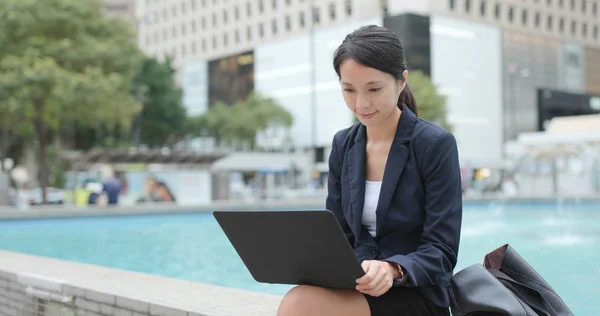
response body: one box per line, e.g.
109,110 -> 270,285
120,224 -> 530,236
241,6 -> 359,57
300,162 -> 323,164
358,112 -> 376,119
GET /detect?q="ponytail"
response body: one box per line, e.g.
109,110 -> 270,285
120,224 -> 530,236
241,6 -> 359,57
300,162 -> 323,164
398,83 -> 418,116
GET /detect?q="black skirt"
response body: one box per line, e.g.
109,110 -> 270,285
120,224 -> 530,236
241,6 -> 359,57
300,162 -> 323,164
363,287 -> 450,316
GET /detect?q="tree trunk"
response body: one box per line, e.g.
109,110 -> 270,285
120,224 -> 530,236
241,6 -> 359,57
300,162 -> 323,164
34,114 -> 48,205
0,122 -> 8,172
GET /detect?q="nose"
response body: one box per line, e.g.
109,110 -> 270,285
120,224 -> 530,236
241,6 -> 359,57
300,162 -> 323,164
355,94 -> 370,109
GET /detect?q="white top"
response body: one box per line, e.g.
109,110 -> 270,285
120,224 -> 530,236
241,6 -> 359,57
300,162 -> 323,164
362,180 -> 382,237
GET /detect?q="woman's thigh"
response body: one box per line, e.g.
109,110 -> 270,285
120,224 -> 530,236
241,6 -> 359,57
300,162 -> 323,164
277,285 -> 370,316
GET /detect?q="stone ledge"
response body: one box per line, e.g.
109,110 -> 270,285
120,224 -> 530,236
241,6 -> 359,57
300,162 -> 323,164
0,250 -> 281,316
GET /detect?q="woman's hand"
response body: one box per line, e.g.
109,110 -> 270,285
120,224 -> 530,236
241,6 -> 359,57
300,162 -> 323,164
355,260 -> 403,297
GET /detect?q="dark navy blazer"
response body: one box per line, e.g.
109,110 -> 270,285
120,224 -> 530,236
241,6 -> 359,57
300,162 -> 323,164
326,105 -> 463,308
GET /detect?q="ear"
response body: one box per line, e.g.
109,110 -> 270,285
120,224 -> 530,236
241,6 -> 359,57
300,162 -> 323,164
397,70 -> 408,91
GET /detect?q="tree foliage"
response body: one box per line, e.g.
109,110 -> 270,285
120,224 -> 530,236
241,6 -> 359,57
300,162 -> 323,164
353,70 -> 451,131
201,93 -> 293,150
0,0 -> 144,201
133,57 -> 187,147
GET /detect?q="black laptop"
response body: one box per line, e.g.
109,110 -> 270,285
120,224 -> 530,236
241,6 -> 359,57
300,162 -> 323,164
213,210 -> 365,289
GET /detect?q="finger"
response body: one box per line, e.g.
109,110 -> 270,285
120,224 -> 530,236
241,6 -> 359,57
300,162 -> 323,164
371,275 -> 393,297
363,264 -> 392,295
366,264 -> 386,289
363,278 -> 389,297
361,260 -> 371,273
357,264 -> 381,290
356,261 -> 374,285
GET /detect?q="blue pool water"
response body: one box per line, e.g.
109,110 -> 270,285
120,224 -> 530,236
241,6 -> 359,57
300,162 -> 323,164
0,202 -> 598,315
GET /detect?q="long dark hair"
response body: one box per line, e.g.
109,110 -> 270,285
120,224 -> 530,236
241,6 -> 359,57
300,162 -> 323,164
332,25 -> 418,116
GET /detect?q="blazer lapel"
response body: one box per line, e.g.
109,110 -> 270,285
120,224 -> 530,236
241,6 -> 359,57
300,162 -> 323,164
346,125 -> 366,237
375,105 -> 417,233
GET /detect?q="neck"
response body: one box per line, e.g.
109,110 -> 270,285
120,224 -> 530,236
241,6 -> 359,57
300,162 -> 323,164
365,107 -> 402,142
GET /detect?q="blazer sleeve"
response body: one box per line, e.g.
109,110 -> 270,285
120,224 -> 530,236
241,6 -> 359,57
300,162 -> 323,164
326,134 -> 355,246
384,132 -> 463,287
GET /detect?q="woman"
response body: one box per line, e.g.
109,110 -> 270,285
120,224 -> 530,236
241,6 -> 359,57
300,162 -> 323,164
277,25 -> 462,316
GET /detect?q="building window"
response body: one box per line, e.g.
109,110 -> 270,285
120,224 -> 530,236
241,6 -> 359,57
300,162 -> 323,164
593,25 -> 598,39
181,44 -> 186,58
479,1 -> 486,16
313,7 -> 320,24
329,3 -> 336,20
223,33 -> 228,47
272,0 -> 277,9
182,24 -> 186,36
582,0 -> 588,12
202,17 -> 206,29
223,10 -> 228,23
212,35 -> 217,49
508,6 -> 514,22
259,0 -> 264,12
345,0 -> 352,16
202,38 -> 207,52
259,23 -> 264,37
285,15 -> 291,30
272,19 -> 277,34
181,2 -> 186,13
235,29 -> 240,43
172,26 -> 177,38
582,23 -> 588,36
191,0 -> 196,11
299,11 -> 305,27
449,0 -> 455,10
494,3 -> 501,19
192,20 -> 197,33
534,12 -> 540,28
593,2 -> 598,16
522,10 -> 528,25
247,2 -> 252,15
547,15 -> 553,30
559,18 -> 565,32
192,41 -> 196,55
247,26 -> 252,40
212,13 -> 217,26
570,0 -> 575,10
571,20 -> 577,34
235,6 -> 240,20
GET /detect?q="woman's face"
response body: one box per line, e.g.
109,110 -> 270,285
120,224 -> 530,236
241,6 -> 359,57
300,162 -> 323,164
339,59 -> 406,126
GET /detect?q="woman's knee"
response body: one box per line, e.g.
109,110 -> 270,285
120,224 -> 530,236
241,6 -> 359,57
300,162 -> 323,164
277,285 -> 369,316
277,285 -> 319,316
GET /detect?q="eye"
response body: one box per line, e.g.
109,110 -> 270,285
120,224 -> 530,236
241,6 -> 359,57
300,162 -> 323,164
343,88 -> 355,93
369,88 -> 381,92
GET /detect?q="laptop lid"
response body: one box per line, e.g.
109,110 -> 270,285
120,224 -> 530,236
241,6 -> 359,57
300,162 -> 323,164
213,210 -> 364,289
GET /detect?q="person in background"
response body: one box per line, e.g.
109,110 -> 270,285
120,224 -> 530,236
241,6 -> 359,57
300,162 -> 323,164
100,167 -> 121,205
156,181 -> 176,203
277,25 -> 462,316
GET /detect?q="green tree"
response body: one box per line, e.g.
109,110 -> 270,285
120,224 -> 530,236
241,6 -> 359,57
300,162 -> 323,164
133,57 -> 187,147
202,93 -> 293,150
0,0 -> 143,202
353,70 -> 450,131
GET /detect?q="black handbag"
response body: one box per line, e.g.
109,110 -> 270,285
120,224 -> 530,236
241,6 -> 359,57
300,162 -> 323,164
449,244 -> 574,316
